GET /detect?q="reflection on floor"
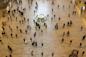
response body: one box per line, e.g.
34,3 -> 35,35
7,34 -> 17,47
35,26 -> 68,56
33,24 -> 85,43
0,0 -> 86,57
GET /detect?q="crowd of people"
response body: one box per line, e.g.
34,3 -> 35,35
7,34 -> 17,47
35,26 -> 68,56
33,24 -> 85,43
0,0 -> 86,57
